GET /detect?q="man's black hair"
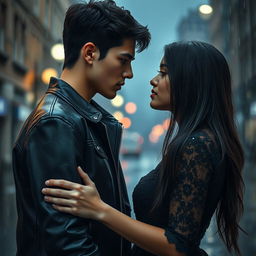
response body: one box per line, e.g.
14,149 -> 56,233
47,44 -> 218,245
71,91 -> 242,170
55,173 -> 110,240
63,0 -> 151,69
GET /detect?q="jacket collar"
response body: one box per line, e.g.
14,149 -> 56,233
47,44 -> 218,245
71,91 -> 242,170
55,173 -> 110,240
47,77 -> 116,123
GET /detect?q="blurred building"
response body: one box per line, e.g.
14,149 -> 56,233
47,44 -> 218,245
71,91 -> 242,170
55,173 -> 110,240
0,0 -> 70,254
210,0 -> 256,254
177,8 -> 210,42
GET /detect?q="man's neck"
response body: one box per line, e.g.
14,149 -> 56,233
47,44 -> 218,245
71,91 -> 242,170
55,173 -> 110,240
60,68 -> 95,102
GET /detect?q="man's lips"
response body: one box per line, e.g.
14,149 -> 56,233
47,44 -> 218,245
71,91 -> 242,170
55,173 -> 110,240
117,81 -> 125,86
115,83 -> 124,91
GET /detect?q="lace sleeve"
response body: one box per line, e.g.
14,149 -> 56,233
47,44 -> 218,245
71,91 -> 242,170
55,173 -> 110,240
164,132 -> 215,254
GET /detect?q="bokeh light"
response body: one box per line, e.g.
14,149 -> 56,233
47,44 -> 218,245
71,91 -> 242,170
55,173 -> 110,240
152,124 -> 165,137
121,117 -> 131,129
121,160 -> 129,171
162,118 -> 171,130
125,102 -> 137,114
51,43 -> 65,61
149,133 -> 159,143
199,4 -> 213,15
41,68 -> 58,84
113,111 -> 124,121
111,94 -> 124,107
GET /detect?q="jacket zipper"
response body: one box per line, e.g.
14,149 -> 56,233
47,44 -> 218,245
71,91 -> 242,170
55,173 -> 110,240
102,122 -> 124,256
87,125 -> 118,206
102,158 -> 117,203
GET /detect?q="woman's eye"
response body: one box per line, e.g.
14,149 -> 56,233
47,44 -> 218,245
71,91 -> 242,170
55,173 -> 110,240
157,70 -> 167,77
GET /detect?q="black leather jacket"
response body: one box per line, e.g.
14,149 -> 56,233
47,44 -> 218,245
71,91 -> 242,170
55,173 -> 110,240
12,77 -> 131,256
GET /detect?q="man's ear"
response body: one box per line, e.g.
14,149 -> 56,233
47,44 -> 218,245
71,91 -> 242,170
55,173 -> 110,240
81,42 -> 99,64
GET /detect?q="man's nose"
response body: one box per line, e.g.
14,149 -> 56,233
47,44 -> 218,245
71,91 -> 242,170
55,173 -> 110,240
123,66 -> 133,79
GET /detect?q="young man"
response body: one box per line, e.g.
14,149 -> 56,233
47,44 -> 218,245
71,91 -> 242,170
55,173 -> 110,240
12,1 -> 150,255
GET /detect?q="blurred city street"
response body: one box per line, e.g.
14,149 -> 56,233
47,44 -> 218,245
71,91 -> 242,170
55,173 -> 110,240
1,0 -> 256,255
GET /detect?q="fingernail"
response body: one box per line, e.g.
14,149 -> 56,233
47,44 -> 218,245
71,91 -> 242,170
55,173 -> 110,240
45,180 -> 49,185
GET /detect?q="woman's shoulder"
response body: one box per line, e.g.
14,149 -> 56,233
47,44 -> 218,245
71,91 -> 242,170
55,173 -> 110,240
181,128 -> 221,165
186,129 -> 219,150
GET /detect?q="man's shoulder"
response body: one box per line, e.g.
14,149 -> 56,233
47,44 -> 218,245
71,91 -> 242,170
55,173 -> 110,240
38,92 -> 75,116
34,93 -> 85,125
17,93 -> 88,142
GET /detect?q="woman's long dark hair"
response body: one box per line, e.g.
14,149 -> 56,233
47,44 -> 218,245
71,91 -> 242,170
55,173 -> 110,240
152,41 -> 245,255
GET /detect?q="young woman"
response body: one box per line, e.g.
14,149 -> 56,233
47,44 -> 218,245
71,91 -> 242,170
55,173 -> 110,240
42,41 -> 245,256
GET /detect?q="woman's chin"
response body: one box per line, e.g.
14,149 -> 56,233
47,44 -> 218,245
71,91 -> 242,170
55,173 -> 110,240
150,102 -> 171,111
150,101 -> 158,110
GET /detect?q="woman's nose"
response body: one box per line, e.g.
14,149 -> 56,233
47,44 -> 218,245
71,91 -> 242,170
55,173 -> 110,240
150,76 -> 158,86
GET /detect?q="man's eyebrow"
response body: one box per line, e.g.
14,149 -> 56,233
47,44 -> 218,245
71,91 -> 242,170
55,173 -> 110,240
160,64 -> 168,68
120,53 -> 135,60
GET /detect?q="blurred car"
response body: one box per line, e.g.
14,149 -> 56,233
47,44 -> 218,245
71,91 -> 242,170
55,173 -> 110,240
120,131 -> 143,157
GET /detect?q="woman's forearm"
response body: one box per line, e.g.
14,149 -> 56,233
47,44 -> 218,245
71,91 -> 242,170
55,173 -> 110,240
42,169 -> 184,256
99,202 -> 184,256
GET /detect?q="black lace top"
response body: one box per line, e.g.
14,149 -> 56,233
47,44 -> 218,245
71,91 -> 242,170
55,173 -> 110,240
131,130 -> 226,256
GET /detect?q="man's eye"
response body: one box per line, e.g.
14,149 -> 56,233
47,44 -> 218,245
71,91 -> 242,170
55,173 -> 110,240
120,59 -> 128,65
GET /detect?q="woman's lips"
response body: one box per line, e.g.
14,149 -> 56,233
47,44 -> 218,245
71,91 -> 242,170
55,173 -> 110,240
150,90 -> 157,98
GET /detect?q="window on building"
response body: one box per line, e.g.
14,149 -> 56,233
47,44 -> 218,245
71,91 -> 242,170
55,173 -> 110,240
44,0 -> 50,28
13,15 -> 18,59
52,6 -> 62,40
251,0 -> 256,29
33,0 -> 40,17
0,3 -> 7,51
13,15 -> 26,65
